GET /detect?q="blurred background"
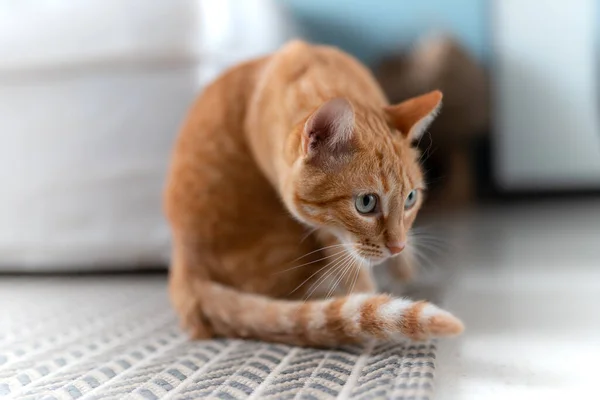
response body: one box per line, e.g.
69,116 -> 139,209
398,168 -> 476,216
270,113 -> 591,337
1,0 -> 599,271
1,1 -> 599,398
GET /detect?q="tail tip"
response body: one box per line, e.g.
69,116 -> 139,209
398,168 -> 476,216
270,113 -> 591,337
427,312 -> 464,337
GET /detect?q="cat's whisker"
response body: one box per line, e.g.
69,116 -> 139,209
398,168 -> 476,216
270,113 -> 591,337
274,249 -> 348,275
409,233 -> 454,255
413,241 -> 451,253
417,131 -> 434,164
304,253 -> 354,301
408,244 -> 441,276
326,256 -> 356,299
410,242 -> 447,257
342,260 -> 352,288
287,243 -> 349,266
410,240 -> 450,259
296,252 -> 349,300
408,225 -> 450,239
410,224 -> 435,233
410,229 -> 444,238
288,251 -> 349,296
300,227 -> 319,243
324,262 -> 347,300
345,257 -> 362,288
410,230 -> 450,242
411,234 -> 452,247
303,253 -> 354,301
411,230 -> 445,239
340,258 -> 359,296
419,145 -> 438,166
348,260 -> 361,294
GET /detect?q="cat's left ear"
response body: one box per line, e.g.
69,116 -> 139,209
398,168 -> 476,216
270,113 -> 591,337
302,98 -> 355,161
384,90 -> 442,140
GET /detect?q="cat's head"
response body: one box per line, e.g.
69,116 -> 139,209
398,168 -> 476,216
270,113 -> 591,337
287,91 -> 442,265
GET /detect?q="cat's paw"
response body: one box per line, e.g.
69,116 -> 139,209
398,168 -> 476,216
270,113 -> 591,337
181,307 -> 214,340
169,281 -> 214,340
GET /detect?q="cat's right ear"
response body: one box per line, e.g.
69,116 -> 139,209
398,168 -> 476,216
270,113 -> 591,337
384,90 -> 442,141
302,98 -> 355,162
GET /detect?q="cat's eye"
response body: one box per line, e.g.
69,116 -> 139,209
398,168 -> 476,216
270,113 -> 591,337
404,190 -> 418,210
355,193 -> 378,214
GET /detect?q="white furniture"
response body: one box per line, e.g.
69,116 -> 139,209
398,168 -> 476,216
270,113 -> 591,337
0,0 -> 296,271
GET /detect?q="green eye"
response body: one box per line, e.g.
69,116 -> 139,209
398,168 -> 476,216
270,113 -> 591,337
355,193 -> 378,214
404,189 -> 418,210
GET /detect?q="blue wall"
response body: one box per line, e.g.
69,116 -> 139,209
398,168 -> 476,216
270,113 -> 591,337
281,0 -> 489,66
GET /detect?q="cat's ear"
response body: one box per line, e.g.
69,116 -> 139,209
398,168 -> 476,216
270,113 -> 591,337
302,98 -> 354,161
384,90 -> 442,140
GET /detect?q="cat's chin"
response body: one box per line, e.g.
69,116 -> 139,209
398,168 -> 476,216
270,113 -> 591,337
366,257 -> 389,267
350,251 -> 389,267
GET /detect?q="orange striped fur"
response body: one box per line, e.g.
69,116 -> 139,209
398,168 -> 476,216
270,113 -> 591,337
164,40 -> 463,347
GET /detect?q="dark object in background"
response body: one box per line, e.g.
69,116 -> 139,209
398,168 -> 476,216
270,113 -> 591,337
375,35 -> 490,213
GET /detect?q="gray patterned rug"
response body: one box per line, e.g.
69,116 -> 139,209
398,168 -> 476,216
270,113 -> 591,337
0,276 -> 437,399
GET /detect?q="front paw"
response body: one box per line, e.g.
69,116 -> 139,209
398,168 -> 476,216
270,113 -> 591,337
176,298 -> 214,340
169,279 -> 213,340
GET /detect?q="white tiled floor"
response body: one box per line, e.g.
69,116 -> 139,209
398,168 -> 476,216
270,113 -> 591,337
425,200 -> 600,399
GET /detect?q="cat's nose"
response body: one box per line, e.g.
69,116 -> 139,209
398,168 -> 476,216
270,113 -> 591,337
386,241 -> 406,255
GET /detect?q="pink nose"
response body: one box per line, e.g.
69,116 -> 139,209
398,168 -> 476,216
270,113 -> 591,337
386,241 -> 406,255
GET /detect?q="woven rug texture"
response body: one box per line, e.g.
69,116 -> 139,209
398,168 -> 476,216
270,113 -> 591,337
0,276 -> 437,399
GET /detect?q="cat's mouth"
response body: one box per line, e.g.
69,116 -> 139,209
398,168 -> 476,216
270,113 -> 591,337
350,246 -> 389,266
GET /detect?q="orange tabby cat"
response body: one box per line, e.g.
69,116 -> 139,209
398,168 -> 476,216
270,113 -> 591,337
164,40 -> 463,347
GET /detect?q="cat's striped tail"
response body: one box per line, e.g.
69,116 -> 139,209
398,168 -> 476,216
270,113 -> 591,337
185,280 -> 463,347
